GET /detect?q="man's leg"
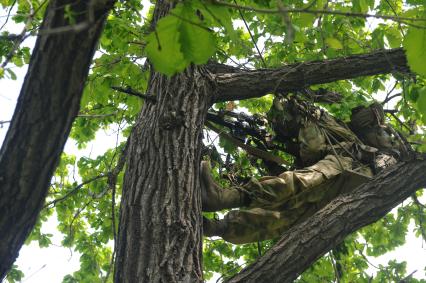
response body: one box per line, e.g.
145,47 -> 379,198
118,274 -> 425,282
200,155 -> 349,212
203,207 -> 307,244
201,155 -> 366,244
201,161 -> 250,212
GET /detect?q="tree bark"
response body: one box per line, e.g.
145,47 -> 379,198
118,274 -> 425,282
0,0 -> 114,278
215,48 -> 408,102
113,65 -> 215,282
226,159 -> 426,283
113,2 -> 217,281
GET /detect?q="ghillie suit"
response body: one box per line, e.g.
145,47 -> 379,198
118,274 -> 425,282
202,97 -> 409,244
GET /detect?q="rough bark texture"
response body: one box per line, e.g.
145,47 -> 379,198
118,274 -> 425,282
113,3 -> 216,281
113,63 -> 215,281
0,0 -> 114,278
215,48 -> 408,102
226,159 -> 426,283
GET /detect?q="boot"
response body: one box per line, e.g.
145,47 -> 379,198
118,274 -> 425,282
201,161 -> 250,212
203,217 -> 227,238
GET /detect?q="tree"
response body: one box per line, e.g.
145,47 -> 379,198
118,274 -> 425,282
0,0 -> 426,282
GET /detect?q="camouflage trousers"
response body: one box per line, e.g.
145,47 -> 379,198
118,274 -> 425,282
219,155 -> 372,244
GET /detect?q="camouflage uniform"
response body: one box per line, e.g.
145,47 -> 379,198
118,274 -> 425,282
203,98 -> 405,244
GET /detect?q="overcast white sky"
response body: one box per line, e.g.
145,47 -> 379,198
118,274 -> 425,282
1,3 -> 426,283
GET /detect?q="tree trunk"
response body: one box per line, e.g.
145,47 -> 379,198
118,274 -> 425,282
114,3 -> 215,281
0,0 -> 114,278
226,159 -> 426,283
113,64 -> 214,282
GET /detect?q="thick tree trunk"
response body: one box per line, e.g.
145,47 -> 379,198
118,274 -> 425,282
226,159 -> 426,283
113,65 -> 214,282
215,48 -> 408,102
114,3 -> 215,281
0,0 -> 114,278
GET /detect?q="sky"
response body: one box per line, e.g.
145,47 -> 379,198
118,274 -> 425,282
1,3 -> 426,283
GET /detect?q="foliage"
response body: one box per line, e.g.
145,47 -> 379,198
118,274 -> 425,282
1,0 -> 426,282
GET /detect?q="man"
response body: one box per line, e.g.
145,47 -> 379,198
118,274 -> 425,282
202,97 -> 408,244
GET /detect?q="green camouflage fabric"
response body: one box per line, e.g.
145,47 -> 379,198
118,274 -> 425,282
206,100 -> 402,244
219,155 -> 372,244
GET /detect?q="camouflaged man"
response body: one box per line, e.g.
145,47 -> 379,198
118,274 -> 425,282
202,97 -> 409,244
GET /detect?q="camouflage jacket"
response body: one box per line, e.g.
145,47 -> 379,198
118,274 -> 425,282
269,96 -> 410,173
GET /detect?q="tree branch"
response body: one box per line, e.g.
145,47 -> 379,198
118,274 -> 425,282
44,174 -> 108,209
226,159 -> 426,283
215,48 -> 408,102
0,121 -> 11,127
111,86 -> 157,102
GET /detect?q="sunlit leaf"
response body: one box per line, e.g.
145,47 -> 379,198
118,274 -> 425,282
403,26 -> 426,77
325,37 -> 343,49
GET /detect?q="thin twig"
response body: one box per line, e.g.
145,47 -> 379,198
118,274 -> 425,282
111,86 -> 157,102
412,194 -> 426,209
1,21 -> 30,68
384,109 -> 398,114
387,111 -> 413,133
0,120 -> 11,126
412,194 -> 426,245
36,0 -> 110,36
169,11 -> 212,32
357,243 -> 380,270
211,0 -> 426,26
382,93 -> 401,105
0,0 -> 17,31
37,21 -> 90,36
384,0 -> 405,36
44,175 -> 108,208
0,0 -> 34,67
77,112 -> 118,118
398,270 -> 417,283
382,81 -> 398,104
233,0 -> 267,68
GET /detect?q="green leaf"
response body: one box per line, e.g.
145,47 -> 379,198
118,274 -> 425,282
196,1 -> 236,40
0,0 -> 15,7
296,13 -> 316,28
359,0 -> 369,13
179,5 -> 216,64
6,265 -> 24,283
417,87 -> 426,115
325,37 -> 343,49
403,26 -> 426,77
385,28 -> 402,48
6,68 -> 16,80
145,12 -> 187,76
145,3 -> 216,76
